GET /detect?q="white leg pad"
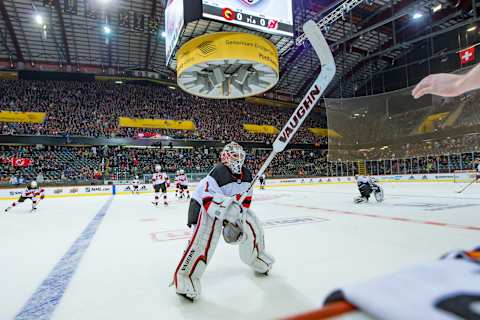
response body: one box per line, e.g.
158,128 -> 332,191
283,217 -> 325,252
173,210 -> 222,300
239,209 -> 275,274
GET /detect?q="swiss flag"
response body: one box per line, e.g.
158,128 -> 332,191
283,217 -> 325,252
11,157 -> 32,167
459,47 -> 475,65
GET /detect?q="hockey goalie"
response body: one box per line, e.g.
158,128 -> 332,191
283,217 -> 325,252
354,175 -> 384,204
172,142 -> 275,301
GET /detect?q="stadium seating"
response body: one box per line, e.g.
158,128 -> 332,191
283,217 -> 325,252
0,80 -> 327,144
1,145 -> 479,184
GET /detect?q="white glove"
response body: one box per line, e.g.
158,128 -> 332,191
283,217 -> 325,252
208,196 -> 243,224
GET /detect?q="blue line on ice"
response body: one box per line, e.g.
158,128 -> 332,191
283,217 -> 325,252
15,197 -> 114,320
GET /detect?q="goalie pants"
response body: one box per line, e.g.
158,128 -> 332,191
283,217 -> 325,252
174,207 -> 273,298
358,183 -> 373,198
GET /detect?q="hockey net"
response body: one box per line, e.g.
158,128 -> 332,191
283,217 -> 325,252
453,170 -> 478,183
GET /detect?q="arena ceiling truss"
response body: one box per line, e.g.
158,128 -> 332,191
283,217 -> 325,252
0,0 -> 476,98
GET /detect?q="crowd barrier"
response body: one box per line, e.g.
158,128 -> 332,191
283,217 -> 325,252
0,172 -> 473,200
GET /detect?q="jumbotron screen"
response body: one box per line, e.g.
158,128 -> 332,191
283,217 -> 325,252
202,0 -> 293,37
165,0 -> 184,64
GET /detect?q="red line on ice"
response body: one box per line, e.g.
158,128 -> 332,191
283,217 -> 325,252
280,203 -> 480,232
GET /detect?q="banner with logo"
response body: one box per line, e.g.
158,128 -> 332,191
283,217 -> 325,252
177,32 -> 279,76
0,111 -> 46,123
0,185 -> 113,200
11,158 -> 32,167
459,46 -> 475,65
243,124 -> 279,134
416,112 -> 450,134
118,117 -> 196,130
309,128 -> 342,138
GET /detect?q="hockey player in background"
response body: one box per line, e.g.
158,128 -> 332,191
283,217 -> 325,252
4,181 -> 45,213
354,175 -> 384,204
177,169 -> 190,199
152,165 -> 170,206
475,159 -> 480,180
259,173 -> 266,190
132,176 -> 141,195
172,142 -> 274,301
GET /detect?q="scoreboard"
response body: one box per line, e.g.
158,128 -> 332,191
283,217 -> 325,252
165,0 -> 293,66
202,0 -> 293,37
165,0 -> 184,64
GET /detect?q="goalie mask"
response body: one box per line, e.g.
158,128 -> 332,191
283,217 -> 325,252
221,142 -> 246,174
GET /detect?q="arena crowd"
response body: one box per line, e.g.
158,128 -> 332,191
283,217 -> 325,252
1,145 -> 479,185
0,80 -> 327,144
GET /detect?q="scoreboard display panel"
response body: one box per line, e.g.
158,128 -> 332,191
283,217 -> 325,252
165,0 -> 185,64
202,0 -> 293,37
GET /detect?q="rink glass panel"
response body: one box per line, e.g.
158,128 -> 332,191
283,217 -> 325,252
325,85 -> 480,161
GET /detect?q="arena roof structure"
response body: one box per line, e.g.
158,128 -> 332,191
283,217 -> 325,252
0,0 -> 477,98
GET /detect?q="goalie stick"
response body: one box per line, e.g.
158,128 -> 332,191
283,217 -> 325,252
456,177 -> 478,194
238,20 -> 336,204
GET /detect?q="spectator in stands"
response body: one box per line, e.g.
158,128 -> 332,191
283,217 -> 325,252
9,175 -> 17,185
0,80 -> 327,144
36,172 -> 44,184
1,144 -> 479,183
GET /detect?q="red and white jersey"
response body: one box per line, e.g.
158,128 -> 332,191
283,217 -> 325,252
174,175 -> 180,186
192,163 -> 253,210
178,174 -> 189,186
21,186 -> 44,198
152,172 -> 169,186
132,179 -> 140,187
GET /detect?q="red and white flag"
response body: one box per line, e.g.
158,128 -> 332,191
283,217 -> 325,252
11,157 -> 32,167
459,47 -> 475,65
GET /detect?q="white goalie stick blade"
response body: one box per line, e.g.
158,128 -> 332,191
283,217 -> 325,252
239,20 -> 336,202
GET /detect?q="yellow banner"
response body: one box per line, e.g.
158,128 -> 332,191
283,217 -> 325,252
0,111 -> 46,123
118,117 -> 196,130
0,71 -> 18,80
177,32 -> 279,76
245,97 -> 295,108
417,112 -> 449,133
309,128 -> 342,138
243,124 -> 279,135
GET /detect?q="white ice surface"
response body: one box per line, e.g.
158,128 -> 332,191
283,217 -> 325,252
1,182 -> 479,320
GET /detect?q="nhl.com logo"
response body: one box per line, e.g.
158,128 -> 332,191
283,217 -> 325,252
197,41 -> 217,56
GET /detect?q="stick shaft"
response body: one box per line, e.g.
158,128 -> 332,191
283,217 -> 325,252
239,20 -> 336,203
457,178 -> 478,193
